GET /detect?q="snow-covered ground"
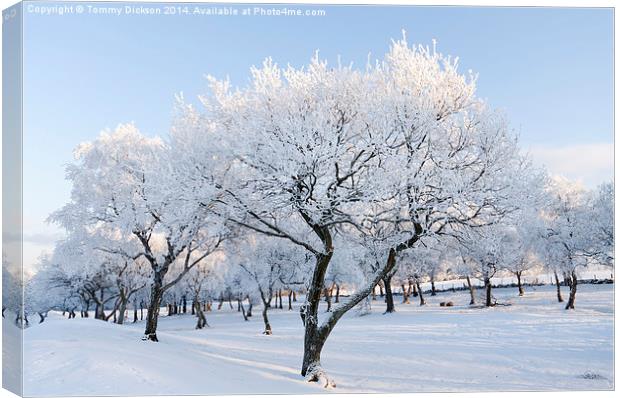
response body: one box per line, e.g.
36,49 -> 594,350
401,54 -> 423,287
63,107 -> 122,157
22,283 -> 613,396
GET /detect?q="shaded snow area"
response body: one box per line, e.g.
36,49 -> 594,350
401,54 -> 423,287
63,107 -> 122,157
23,284 -> 613,396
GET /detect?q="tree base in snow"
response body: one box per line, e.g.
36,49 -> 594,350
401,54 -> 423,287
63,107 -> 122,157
305,363 -> 336,388
142,333 -> 158,342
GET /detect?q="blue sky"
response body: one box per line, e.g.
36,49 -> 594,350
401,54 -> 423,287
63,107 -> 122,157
19,2 -> 614,270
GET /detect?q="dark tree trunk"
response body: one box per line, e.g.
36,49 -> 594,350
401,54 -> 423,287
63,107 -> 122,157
324,287 -> 332,312
301,251 -> 333,378
412,280 -> 418,297
293,291 -> 297,302
240,300 -> 249,321
144,279 -> 164,342
278,289 -> 283,309
94,302 -> 104,320
430,277 -> 437,296
484,277 -> 493,307
182,296 -> 187,314
563,272 -> 572,287
218,293 -> 224,310
288,290 -> 293,310
565,270 -> 578,310
466,275 -> 475,305
383,274 -> 395,313
262,301 -> 272,335
379,281 -> 384,297
554,271 -> 564,302
516,271 -> 524,296
300,246 -> 400,385
335,284 -> 340,303
194,298 -> 208,329
372,286 -> 377,300
416,279 -> 425,305
401,284 -> 410,304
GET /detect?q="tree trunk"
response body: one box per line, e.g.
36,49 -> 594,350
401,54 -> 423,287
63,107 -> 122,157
554,271 -> 564,302
371,285 -> 377,300
430,277 -> 437,296
416,279 -> 425,306
379,281 -> 384,297
516,271 -> 524,296
301,251 -> 333,378
466,275 -> 475,305
94,302 -> 104,320
484,277 -> 493,307
117,296 -> 128,325
383,274 -> 395,313
335,284 -> 340,303
563,272 -> 572,287
143,278 -> 164,342
288,290 -> 293,310
565,270 -> 578,310
182,296 -> 187,314
240,300 -> 248,321
300,247 -> 399,386
246,299 -> 252,317
218,293 -> 224,310
262,301 -> 272,335
324,287 -> 332,312
401,284 -> 410,304
412,280 -> 418,297
194,298 -> 208,329
293,291 -> 297,302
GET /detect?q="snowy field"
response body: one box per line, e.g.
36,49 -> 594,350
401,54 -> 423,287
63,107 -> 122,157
22,283 -> 613,396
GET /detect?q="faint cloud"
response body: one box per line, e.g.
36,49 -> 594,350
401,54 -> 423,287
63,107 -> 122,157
528,143 -> 613,188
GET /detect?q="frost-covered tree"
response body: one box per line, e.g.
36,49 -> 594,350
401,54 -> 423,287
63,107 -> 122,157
460,224 -> 522,307
501,208 -> 545,296
233,236 -> 310,334
179,255 -> 225,329
49,124 -> 228,341
543,177 -> 601,310
587,182 -> 614,265
3,253 -> 31,327
189,35 -> 541,384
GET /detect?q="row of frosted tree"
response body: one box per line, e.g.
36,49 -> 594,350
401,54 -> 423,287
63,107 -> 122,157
12,36 -> 613,386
